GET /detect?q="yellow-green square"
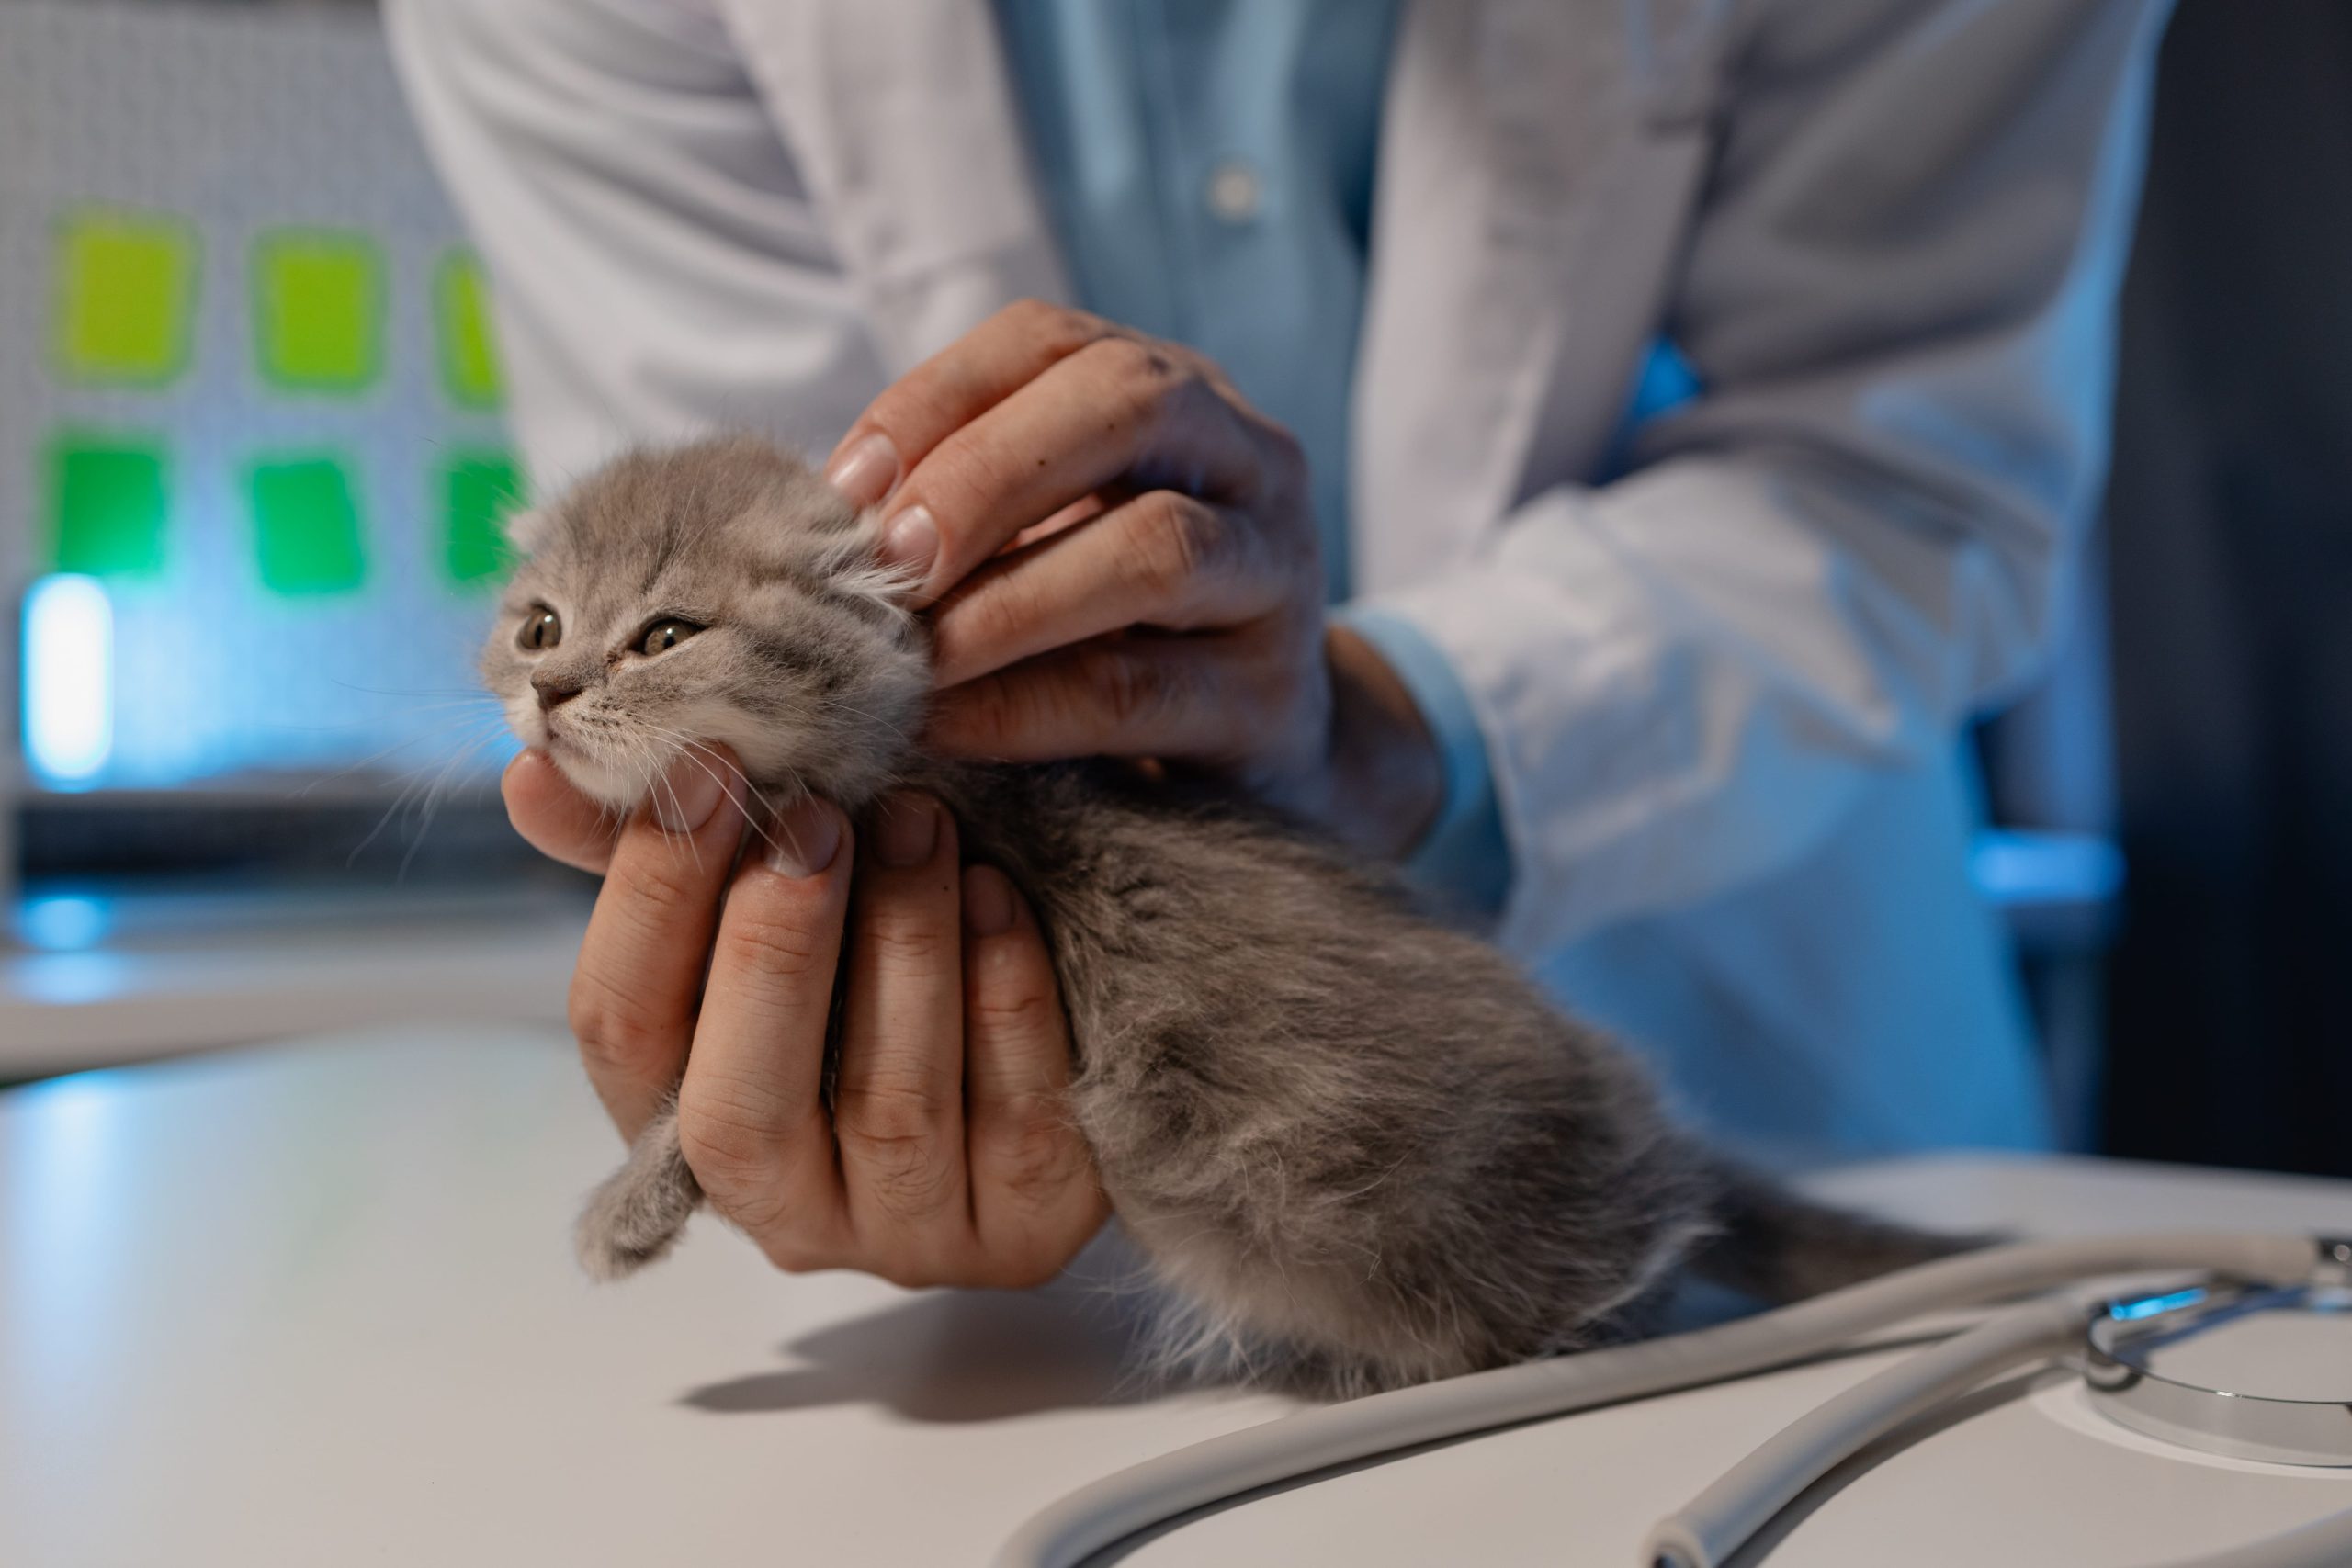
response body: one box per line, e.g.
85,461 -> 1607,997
253,230 -> 384,394
443,451 -> 526,586
45,434 -> 169,577
250,457 -> 366,594
435,251 -> 506,410
53,210 -> 199,387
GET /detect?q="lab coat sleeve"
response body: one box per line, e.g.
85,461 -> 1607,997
381,0 -> 887,493
1359,0 -> 2170,957
1341,606 -> 1514,913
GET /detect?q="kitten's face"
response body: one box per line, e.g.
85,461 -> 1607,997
482,438 -> 928,814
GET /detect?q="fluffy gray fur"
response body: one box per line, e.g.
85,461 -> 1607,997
484,435 -> 1957,1397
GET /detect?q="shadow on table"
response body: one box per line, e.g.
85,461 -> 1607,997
678,1269 -> 1156,1423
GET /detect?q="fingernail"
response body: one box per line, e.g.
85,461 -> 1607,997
963,864 -> 1016,937
825,432 -> 900,509
650,754 -> 726,832
874,793 -> 940,869
878,505 -> 939,587
765,795 -> 842,879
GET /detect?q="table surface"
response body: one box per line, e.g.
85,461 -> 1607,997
3,887 -> 582,1079
6,1028 -> 2350,1568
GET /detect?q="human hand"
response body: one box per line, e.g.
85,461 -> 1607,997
824,300 -> 1443,861
507,749 -> 1109,1288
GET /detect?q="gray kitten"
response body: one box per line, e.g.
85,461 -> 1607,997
485,435 -> 1953,1397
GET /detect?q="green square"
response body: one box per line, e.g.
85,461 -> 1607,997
44,434 -> 168,576
253,230 -> 384,394
53,210 -> 199,387
443,452 -> 526,586
435,252 -> 506,410
250,457 -> 366,594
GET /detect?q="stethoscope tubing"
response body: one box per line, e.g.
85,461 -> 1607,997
1648,1286 -> 2352,1568
1644,1293 -> 2094,1568
994,1232 -> 2324,1568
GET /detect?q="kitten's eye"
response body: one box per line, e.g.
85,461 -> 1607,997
638,618 -> 704,656
519,607 -> 561,651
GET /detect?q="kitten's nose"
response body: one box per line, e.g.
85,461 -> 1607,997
533,671 -> 586,712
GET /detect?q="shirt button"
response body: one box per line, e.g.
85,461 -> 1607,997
1204,159 -> 1262,224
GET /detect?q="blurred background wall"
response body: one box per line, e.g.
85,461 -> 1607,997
1,0 -> 582,1078
3,0 -> 514,793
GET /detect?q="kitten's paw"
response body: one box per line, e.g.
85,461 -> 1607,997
573,1156 -> 700,1281
573,1205 -> 683,1281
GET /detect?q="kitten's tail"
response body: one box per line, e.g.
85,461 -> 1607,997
1689,1158 -> 1986,1303
575,1098 -> 703,1281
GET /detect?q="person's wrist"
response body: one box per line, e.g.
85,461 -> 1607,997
1316,625 -> 1444,863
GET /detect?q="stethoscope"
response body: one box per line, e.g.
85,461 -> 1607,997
992,1233 -> 2352,1567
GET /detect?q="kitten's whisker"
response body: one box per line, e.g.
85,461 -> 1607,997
812,695 -> 910,743
637,725 -> 763,798
327,680 -> 505,703
341,716 -> 501,821
397,727 -> 508,879
770,808 -> 809,871
634,728 -> 789,860
599,728 -> 716,870
342,713 -> 511,864
298,715 -> 499,797
352,778 -> 440,865
658,773 -> 707,874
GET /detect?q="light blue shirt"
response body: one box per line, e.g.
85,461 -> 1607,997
993,0 -> 1521,902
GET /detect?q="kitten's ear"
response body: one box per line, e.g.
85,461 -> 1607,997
815,512 -> 926,610
503,508 -> 558,558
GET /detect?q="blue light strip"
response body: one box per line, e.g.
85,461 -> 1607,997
23,573 -> 115,789
16,895 -> 111,953
1969,829 -> 2127,910
2109,1286 -> 2209,1323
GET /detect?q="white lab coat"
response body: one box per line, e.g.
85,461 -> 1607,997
387,0 -> 2172,1159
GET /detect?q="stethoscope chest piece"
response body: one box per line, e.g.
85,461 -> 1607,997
2087,1275 -> 2352,1467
